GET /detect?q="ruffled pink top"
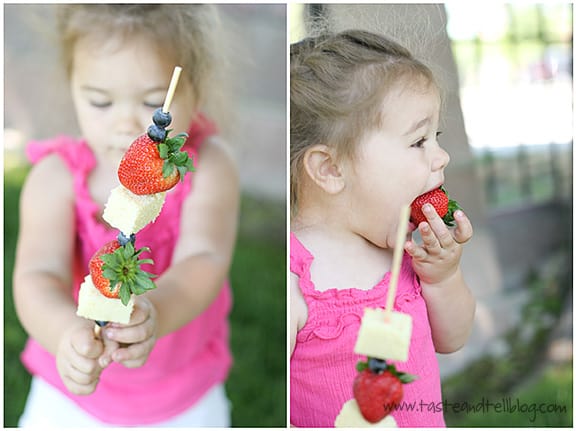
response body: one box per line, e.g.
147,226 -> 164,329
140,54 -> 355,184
290,232 -> 445,427
20,114 -> 233,425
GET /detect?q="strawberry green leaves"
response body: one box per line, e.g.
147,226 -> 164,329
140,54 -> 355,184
157,132 -> 194,181
439,185 -> 462,227
356,359 -> 417,383
99,242 -> 157,306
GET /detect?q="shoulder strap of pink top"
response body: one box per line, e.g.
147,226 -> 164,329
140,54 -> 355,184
290,232 -> 317,295
290,231 -> 421,300
26,135 -> 95,168
25,135 -> 96,200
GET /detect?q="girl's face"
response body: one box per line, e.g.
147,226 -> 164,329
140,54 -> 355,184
70,34 -> 196,165
344,81 -> 450,248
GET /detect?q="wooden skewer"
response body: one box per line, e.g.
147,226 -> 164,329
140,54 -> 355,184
385,205 -> 411,316
162,66 -> 183,113
87,70 -> 183,337
94,322 -> 103,339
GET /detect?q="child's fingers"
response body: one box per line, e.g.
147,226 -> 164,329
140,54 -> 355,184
418,222 -> 442,253
72,328 -> 104,359
453,210 -> 473,244
67,362 -> 100,385
108,297 -> 152,329
98,333 -> 120,368
105,319 -> 155,345
63,374 -> 99,396
112,338 -> 155,368
60,353 -> 102,395
106,297 -> 156,346
404,240 -> 428,260
422,204 -> 455,249
69,349 -> 101,376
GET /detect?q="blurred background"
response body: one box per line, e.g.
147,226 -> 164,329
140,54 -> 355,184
4,4 -> 286,427
292,3 -> 572,427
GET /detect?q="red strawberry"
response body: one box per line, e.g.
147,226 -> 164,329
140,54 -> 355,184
410,186 -> 461,227
89,239 -> 157,305
118,132 -> 192,195
353,360 -> 416,423
89,240 -> 121,299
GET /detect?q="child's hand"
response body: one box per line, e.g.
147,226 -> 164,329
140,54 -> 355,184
404,203 -> 473,285
101,296 -> 157,368
56,321 -> 109,395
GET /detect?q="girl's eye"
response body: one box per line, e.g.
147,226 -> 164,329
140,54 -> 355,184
412,137 -> 427,148
412,131 -> 443,148
144,101 -> 164,109
89,100 -> 112,109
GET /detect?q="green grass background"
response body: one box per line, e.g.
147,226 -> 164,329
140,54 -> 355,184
4,165 -> 287,427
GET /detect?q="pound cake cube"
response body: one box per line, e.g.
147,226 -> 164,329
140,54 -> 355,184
76,274 -> 134,324
102,185 -> 166,235
335,399 -> 397,427
354,308 -> 412,362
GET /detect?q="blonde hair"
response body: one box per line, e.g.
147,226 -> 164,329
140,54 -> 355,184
56,4 -> 230,131
290,29 -> 437,214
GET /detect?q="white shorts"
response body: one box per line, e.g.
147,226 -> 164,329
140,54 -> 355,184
18,376 -> 231,427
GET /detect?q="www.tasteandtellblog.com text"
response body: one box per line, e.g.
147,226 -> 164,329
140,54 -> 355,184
389,397 -> 567,422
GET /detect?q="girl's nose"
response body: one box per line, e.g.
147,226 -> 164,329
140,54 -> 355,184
116,105 -> 142,135
432,146 -> 450,171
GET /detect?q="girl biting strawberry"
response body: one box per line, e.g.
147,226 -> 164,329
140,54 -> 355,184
290,30 -> 475,427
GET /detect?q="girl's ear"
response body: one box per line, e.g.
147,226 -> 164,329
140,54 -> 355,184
303,145 -> 345,195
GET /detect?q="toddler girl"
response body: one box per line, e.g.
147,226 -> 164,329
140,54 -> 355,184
13,4 -> 239,427
290,30 -> 475,427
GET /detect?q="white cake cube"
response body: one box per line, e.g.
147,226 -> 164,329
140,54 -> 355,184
76,274 -> 134,324
102,185 -> 166,235
335,399 -> 397,427
354,308 -> 412,362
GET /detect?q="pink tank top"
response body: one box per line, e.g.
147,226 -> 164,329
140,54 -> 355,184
20,115 -> 233,425
290,232 -> 445,427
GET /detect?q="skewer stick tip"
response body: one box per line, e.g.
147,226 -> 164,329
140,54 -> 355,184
162,66 -> 183,113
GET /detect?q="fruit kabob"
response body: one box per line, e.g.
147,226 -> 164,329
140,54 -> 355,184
335,190 -> 463,427
335,205 -> 414,427
76,67 -> 193,332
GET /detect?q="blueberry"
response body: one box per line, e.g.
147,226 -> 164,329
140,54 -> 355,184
117,232 -> 136,246
147,124 -> 167,142
368,357 -> 388,373
152,108 -> 172,128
